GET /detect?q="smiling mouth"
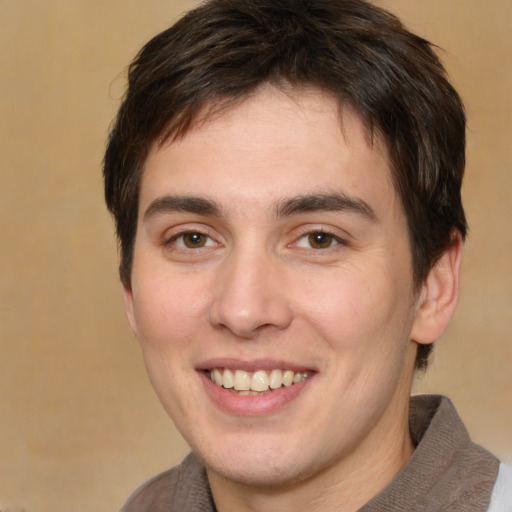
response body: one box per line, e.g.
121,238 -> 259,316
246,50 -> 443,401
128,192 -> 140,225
207,368 -> 313,395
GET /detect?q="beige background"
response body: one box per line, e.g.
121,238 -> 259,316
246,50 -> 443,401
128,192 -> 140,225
0,1 -> 510,510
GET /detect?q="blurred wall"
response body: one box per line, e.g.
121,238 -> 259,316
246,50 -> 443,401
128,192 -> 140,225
0,1 -> 510,510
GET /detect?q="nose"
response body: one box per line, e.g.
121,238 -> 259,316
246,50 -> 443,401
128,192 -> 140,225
209,249 -> 293,339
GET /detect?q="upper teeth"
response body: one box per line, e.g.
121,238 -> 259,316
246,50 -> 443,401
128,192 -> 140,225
209,368 -> 310,393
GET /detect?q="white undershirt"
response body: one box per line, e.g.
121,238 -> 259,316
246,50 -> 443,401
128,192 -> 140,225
488,463 -> 512,512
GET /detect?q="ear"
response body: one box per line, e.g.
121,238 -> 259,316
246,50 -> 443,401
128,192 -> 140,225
411,232 -> 464,345
122,283 -> 139,337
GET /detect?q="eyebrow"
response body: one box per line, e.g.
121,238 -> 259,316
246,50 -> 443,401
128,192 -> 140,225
143,192 -> 377,223
143,195 -> 223,220
276,193 -> 377,221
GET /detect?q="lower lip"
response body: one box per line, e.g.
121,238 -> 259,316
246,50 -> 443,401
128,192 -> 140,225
198,371 -> 314,416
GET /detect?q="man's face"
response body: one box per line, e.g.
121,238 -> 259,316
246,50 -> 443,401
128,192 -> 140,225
125,87 -> 422,489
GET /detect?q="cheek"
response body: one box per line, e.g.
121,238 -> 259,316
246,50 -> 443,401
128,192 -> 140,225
297,267 -> 413,359
131,271 -> 210,350
129,273 -> 209,411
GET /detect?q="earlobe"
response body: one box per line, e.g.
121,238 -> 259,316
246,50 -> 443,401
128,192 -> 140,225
123,283 -> 139,337
411,232 -> 464,345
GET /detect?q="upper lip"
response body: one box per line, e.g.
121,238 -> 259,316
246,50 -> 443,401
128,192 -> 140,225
196,357 -> 316,373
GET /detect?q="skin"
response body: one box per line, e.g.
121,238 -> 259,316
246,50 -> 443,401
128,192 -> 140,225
124,86 -> 462,512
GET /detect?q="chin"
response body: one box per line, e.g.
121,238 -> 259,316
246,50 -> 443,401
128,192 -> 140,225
195,436 -> 330,490
207,456 -> 308,489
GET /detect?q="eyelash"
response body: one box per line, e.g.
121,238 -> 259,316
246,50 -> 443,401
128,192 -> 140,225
165,230 -> 217,250
165,228 -> 346,252
293,229 -> 347,250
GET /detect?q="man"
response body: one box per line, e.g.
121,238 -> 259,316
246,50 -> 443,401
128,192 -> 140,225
103,0 -> 512,510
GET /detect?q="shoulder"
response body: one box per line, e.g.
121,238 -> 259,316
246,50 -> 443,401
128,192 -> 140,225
120,452 -> 211,512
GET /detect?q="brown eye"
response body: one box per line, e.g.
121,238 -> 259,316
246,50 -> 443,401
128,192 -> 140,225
308,232 -> 334,249
169,231 -> 215,249
182,232 -> 208,248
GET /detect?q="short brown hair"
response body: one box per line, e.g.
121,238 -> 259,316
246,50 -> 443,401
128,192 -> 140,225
103,0 -> 467,370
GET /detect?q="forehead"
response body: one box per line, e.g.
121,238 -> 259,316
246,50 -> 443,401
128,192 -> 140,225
140,86 -> 397,217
